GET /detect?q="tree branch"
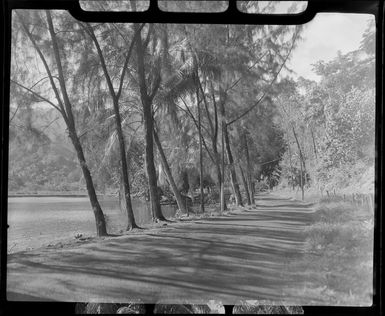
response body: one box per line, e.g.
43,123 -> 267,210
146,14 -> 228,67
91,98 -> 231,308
10,79 -> 63,113
116,23 -> 145,99
149,69 -> 161,102
16,12 -> 66,118
81,22 -> 117,102
177,98 -> 216,164
197,74 -> 214,137
224,51 -> 268,93
45,10 -> 75,128
227,27 -> 300,126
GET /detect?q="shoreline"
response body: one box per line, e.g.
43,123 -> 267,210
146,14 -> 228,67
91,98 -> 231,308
7,204 -> 227,255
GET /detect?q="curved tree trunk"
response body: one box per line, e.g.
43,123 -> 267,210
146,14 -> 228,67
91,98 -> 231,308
153,129 -> 187,215
45,11 -> 108,236
70,133 -> 108,236
83,21 -> 139,231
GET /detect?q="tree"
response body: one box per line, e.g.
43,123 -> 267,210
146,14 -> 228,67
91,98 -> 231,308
133,23 -> 166,221
80,21 -> 141,230
11,11 -> 108,236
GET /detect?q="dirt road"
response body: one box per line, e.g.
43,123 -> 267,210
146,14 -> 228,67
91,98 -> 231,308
7,194 -> 315,305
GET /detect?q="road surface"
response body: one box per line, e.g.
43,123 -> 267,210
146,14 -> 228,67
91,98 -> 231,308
7,194 -> 315,305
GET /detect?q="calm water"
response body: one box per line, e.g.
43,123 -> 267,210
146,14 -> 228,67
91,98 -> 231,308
7,196 -> 177,253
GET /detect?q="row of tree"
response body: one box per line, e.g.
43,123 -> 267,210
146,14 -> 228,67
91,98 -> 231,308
9,1 -> 374,236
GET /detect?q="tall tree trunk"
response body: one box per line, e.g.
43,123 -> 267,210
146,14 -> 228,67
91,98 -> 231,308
223,126 -> 243,206
84,21 -> 139,230
299,155 -> 304,201
243,133 -> 254,204
134,23 -> 165,221
220,125 -> 226,213
218,99 -> 243,206
286,135 -> 295,190
250,181 -> 256,202
143,98 -> 165,221
212,148 -> 224,208
153,129 -> 187,215
310,127 -> 318,160
292,126 -> 305,200
45,11 -> 107,236
111,100 -> 138,230
210,103 -> 226,211
70,132 -> 108,236
196,85 -> 205,213
239,164 -> 251,205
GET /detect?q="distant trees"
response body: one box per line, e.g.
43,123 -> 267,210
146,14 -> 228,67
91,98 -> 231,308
276,20 -> 375,197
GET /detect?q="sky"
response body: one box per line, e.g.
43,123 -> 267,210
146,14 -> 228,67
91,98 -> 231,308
286,13 -> 374,81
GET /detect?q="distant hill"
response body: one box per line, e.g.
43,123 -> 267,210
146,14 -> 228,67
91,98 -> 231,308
9,107 -> 80,192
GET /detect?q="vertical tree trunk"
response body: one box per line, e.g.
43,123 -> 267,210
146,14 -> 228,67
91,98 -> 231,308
292,126 -> 305,200
286,135 -> 295,190
250,181 -> 256,201
210,103 -> 226,211
310,127 -> 318,160
113,100 -> 138,230
223,125 -> 243,206
134,23 -> 165,221
218,98 -> 243,207
299,155 -> 304,201
239,164 -> 251,205
144,98 -> 165,221
153,129 -> 187,215
213,151 -> 224,207
243,133 -> 254,204
220,126 -> 226,213
196,85 -> 205,213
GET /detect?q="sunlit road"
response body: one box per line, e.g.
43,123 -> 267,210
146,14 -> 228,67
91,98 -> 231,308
7,194 -> 315,305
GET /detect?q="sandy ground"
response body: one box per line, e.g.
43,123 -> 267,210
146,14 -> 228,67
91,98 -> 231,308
7,194 -> 317,305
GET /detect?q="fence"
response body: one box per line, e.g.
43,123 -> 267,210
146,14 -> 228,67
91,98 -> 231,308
323,191 -> 375,212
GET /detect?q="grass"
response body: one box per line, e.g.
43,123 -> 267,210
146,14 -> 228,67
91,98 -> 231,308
286,199 -> 374,306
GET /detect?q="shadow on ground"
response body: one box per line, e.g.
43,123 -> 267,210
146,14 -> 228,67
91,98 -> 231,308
7,194 -> 317,305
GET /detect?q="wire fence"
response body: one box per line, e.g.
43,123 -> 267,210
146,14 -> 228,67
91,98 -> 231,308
323,191 -> 375,213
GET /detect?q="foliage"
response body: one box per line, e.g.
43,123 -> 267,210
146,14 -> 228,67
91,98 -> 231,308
276,19 -> 375,195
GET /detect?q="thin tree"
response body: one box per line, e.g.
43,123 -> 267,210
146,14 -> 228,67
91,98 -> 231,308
153,126 -> 188,215
196,77 -> 205,213
81,22 -> 142,230
134,23 -> 166,221
13,11 -> 108,236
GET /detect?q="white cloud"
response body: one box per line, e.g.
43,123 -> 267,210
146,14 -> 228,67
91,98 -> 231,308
285,13 -> 374,81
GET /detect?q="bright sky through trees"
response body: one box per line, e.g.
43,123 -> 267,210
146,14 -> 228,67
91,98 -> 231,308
287,13 -> 373,81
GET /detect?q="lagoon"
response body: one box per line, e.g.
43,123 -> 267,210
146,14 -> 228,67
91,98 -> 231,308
7,196 -> 177,253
